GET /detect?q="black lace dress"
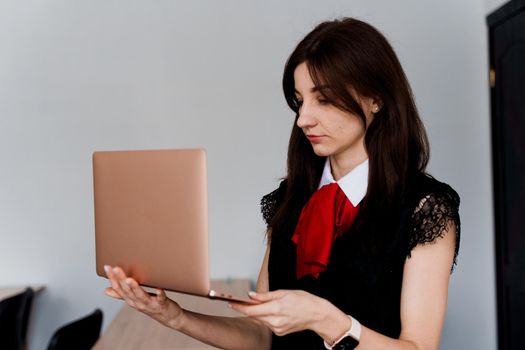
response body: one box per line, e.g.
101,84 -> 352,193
260,172 -> 460,350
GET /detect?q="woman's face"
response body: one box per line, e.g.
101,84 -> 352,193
294,62 -> 378,163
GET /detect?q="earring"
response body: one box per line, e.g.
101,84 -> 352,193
372,99 -> 382,113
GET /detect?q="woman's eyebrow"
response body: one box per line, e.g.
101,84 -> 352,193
311,85 -> 330,93
294,86 -> 329,95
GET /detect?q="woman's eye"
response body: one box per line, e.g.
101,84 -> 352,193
318,98 -> 329,105
295,99 -> 303,107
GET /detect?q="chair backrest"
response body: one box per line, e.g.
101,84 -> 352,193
46,309 -> 103,350
0,287 -> 34,350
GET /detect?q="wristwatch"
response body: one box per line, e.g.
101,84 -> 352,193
332,335 -> 359,350
324,315 -> 361,350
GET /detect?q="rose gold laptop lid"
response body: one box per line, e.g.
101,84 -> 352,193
93,149 -> 252,303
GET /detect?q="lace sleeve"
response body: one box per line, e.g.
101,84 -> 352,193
407,185 -> 461,272
260,179 -> 287,226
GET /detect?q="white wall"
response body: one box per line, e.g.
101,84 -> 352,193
0,1 -> 498,349
486,0 -> 509,13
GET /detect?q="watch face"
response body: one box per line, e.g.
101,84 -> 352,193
333,335 -> 359,350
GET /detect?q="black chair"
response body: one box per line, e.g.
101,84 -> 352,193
0,287 -> 34,350
46,309 -> 103,350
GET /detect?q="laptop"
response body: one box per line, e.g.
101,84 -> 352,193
93,148 -> 255,304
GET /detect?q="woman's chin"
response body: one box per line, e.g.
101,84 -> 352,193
310,146 -> 331,157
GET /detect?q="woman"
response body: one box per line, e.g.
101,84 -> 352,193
104,17 -> 460,350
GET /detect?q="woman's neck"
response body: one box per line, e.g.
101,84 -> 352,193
329,150 -> 368,181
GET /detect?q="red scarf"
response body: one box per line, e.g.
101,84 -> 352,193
291,182 -> 359,279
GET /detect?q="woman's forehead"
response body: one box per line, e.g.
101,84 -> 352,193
293,63 -> 329,95
293,63 -> 361,100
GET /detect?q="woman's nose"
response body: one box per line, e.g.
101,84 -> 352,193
296,105 -> 317,129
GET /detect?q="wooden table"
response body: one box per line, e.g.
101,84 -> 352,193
0,286 -> 44,302
94,279 -> 252,350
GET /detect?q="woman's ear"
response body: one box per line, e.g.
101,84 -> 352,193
371,98 -> 383,113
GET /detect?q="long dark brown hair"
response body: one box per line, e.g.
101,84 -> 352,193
268,17 -> 429,249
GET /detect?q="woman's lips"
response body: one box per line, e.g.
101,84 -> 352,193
306,135 -> 324,143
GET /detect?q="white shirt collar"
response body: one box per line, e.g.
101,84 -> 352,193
319,158 -> 369,206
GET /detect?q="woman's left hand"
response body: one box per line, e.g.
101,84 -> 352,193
229,289 -> 329,336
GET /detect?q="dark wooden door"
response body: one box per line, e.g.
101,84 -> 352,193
487,1 -> 525,349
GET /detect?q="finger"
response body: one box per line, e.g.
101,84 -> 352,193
104,265 -> 121,294
118,276 -> 134,298
247,290 -> 285,302
125,278 -> 153,310
104,287 -> 123,299
111,266 -> 128,280
112,267 -> 136,301
126,278 -> 154,302
229,301 -> 275,317
155,288 -> 168,303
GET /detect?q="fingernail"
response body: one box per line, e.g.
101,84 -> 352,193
248,291 -> 256,297
227,303 -> 232,308
125,278 -> 133,285
113,267 -> 118,274
104,265 -> 110,273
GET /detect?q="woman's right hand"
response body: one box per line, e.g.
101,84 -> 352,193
103,265 -> 185,330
